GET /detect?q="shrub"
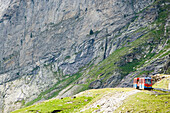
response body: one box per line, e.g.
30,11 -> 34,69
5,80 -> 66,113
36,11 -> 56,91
65,56 -> 71,60
90,29 -> 94,35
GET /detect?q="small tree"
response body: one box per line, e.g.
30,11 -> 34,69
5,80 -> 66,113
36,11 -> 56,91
90,29 -> 94,35
30,33 -> 33,38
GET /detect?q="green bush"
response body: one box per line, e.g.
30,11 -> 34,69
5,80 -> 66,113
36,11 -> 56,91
65,56 -> 71,60
90,29 -> 94,35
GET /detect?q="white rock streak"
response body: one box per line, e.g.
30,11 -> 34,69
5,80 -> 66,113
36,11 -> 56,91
0,0 -> 10,18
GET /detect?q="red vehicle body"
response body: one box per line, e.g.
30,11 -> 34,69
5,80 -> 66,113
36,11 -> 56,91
133,77 -> 152,89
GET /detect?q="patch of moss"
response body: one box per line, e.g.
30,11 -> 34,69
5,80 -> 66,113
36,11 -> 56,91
160,51 -> 170,58
137,70 -> 153,77
21,100 -> 25,106
120,59 -> 140,76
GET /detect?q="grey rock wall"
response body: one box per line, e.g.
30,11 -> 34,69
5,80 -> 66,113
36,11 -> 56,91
0,0 -> 154,84
0,0 -> 155,112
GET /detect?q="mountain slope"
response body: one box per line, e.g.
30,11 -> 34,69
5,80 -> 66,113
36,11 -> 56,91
60,0 -> 169,97
0,0 -> 169,112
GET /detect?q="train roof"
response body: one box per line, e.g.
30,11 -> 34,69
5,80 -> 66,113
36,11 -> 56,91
134,77 -> 152,79
144,77 -> 152,79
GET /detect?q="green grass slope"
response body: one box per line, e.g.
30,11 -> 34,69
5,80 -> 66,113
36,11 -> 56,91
115,77 -> 170,113
12,87 -> 170,113
114,91 -> 170,113
12,88 -> 133,113
153,76 -> 170,90
12,78 -> 170,113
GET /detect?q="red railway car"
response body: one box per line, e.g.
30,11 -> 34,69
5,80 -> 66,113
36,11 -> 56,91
133,77 -> 152,89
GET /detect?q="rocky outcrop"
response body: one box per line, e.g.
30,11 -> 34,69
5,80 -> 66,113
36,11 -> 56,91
89,80 -> 102,89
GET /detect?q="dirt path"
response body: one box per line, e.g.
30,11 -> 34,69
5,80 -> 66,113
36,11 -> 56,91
80,90 -> 140,113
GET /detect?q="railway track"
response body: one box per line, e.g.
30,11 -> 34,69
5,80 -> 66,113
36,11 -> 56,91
152,88 -> 170,92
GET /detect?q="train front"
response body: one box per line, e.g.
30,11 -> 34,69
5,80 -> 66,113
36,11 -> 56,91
144,77 -> 152,89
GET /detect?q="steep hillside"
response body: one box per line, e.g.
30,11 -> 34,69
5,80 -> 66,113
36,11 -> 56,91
58,0 -> 169,98
0,0 -> 169,112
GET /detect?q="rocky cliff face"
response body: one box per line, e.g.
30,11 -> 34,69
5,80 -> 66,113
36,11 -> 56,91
0,0 -> 169,112
0,0 -> 155,84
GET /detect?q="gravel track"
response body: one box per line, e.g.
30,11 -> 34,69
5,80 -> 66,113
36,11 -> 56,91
80,90 -> 140,113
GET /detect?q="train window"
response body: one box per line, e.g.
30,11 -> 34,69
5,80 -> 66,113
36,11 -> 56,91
145,79 -> 151,84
